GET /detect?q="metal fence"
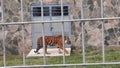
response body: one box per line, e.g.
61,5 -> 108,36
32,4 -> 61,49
0,0 -> 120,68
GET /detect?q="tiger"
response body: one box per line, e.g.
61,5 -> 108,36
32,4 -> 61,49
34,35 -> 71,54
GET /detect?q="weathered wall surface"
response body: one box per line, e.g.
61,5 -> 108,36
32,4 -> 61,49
0,0 -> 120,55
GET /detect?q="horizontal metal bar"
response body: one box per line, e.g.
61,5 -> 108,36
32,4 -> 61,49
0,17 -> 120,25
3,62 -> 120,68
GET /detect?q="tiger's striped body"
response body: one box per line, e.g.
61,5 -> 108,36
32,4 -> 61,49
34,35 -> 71,54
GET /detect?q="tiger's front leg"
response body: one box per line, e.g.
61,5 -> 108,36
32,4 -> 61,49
58,44 -> 69,54
58,47 -> 62,54
45,45 -> 50,54
60,47 -> 69,54
64,48 -> 69,54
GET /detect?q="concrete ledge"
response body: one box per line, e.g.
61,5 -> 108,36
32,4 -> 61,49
27,48 -> 71,57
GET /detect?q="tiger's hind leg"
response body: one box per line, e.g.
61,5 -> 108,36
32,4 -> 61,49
34,45 -> 42,54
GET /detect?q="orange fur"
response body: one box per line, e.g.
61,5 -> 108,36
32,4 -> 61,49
34,35 -> 71,54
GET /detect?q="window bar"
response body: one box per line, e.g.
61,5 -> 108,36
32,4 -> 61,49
61,0 -> 66,65
40,0 -> 46,65
1,0 -> 6,67
101,0 -> 106,68
21,0 -> 26,65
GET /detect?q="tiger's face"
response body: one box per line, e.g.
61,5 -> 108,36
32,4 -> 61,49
64,36 -> 71,44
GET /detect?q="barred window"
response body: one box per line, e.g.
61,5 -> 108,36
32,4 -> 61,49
32,5 -> 69,17
33,7 -> 41,16
52,6 -> 68,16
32,7 -> 49,17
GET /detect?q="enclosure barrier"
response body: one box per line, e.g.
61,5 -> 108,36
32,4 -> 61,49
0,0 -> 120,68
1,17 -> 120,68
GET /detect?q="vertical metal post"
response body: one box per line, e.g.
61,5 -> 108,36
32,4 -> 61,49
41,0 -> 44,20
82,22 -> 86,66
68,4 -> 71,38
1,0 -> 3,22
21,0 -> 26,65
42,23 -> 46,65
50,6 -> 53,35
102,21 -> 105,68
21,24 -> 26,65
61,0 -> 66,65
21,0 -> 24,22
2,25 -> 6,67
101,0 -> 104,18
80,0 -> 86,67
61,22 -> 66,64
61,0 -> 64,20
31,6 -> 35,49
41,0 -> 46,65
101,0 -> 105,68
80,0 -> 84,19
1,0 -> 6,67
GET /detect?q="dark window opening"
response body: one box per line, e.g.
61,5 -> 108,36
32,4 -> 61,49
33,7 -> 49,16
32,5 -> 69,17
43,7 -> 49,16
63,6 -> 69,16
52,6 -> 68,16
33,7 -> 41,16
52,7 -> 61,16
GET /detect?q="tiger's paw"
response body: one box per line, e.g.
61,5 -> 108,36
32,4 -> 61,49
65,52 -> 69,54
34,51 -> 40,54
34,51 -> 38,53
37,52 -> 40,54
45,52 -> 51,54
59,51 -> 63,54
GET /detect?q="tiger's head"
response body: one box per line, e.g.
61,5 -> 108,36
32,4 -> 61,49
57,35 -> 71,44
64,36 -> 71,44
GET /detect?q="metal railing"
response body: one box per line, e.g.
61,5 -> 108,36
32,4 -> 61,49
0,0 -> 120,68
1,17 -> 120,68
